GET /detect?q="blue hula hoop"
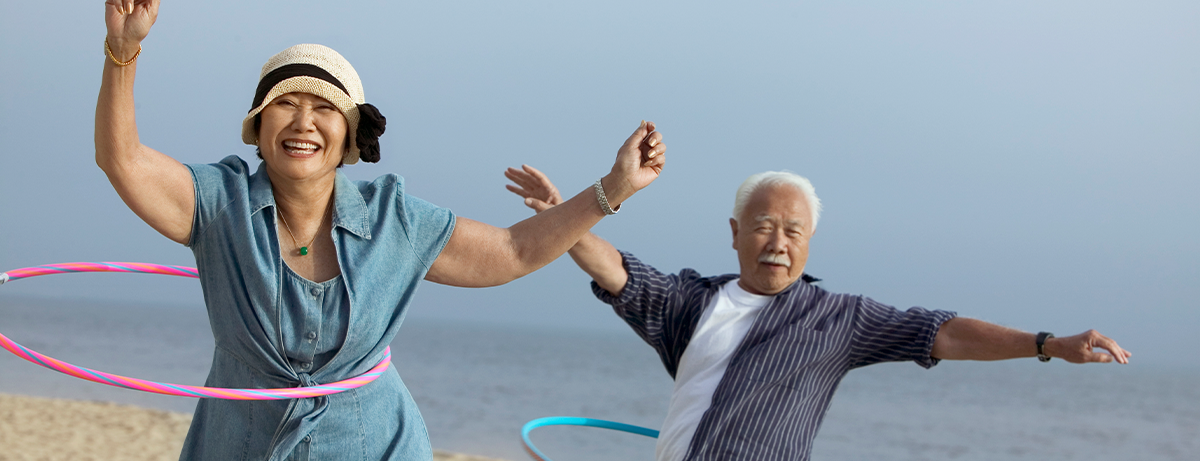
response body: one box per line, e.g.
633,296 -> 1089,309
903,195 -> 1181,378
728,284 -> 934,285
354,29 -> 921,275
521,417 -> 659,461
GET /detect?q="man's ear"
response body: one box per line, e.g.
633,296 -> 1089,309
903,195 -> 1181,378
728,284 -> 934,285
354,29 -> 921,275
730,218 -> 739,250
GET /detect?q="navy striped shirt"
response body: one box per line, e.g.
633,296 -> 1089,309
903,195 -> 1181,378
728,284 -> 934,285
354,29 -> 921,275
593,252 -> 957,461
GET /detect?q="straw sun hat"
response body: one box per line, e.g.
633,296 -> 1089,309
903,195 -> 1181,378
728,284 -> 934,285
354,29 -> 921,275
241,44 -> 386,164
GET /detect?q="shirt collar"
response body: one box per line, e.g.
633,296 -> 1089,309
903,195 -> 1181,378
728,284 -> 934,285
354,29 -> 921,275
331,171 -> 371,239
248,162 -> 372,240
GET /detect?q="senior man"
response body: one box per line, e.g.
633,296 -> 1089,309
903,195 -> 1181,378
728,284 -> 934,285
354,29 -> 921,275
505,165 -> 1130,461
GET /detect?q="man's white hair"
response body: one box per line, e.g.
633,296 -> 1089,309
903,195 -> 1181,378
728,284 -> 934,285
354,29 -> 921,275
732,171 -> 822,231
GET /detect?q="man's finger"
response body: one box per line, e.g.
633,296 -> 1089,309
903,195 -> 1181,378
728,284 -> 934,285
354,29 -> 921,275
504,171 -> 531,188
1093,335 -> 1129,364
523,165 -> 556,192
526,198 -> 554,212
1087,352 -> 1114,363
504,175 -> 533,192
523,164 -> 549,181
505,184 -> 533,199
520,165 -> 562,203
505,168 -> 541,189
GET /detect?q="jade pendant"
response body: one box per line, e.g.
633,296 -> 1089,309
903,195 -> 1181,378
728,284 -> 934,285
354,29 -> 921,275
299,247 -> 309,256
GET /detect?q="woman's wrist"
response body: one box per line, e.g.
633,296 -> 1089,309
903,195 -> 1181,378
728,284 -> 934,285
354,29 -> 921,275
598,174 -> 634,211
104,37 -> 142,64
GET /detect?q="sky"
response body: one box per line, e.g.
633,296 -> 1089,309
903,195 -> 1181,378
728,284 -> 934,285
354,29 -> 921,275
1,1 -> 1197,369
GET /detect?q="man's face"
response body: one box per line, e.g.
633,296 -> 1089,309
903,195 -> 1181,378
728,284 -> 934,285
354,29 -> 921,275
731,184 -> 813,296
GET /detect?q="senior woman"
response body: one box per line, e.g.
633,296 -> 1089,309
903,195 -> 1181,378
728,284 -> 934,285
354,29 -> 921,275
96,2 -> 665,460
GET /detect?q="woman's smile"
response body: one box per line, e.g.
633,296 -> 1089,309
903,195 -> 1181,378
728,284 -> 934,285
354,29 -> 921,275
282,139 -> 322,157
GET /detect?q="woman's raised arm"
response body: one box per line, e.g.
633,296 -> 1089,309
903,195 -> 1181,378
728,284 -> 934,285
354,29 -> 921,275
96,0 -> 195,245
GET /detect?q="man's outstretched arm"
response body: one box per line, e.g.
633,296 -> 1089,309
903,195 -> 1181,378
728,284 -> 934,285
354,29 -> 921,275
931,317 -> 1131,364
505,165 -> 628,295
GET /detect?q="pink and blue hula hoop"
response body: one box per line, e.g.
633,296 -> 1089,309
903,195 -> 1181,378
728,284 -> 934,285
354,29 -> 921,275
0,262 -> 390,400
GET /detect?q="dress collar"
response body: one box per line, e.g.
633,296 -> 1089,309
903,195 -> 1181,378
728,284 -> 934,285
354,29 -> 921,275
247,162 -> 372,240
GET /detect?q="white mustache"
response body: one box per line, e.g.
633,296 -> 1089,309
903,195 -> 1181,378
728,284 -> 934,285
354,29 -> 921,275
758,253 -> 790,267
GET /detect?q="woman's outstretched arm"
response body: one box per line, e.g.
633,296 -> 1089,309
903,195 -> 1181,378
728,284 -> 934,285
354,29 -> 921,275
505,164 -> 628,295
426,121 -> 665,288
96,0 -> 195,245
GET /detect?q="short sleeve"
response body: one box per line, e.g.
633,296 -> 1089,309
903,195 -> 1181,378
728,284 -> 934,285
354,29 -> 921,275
399,192 -> 456,270
185,155 -> 251,248
847,296 -> 957,369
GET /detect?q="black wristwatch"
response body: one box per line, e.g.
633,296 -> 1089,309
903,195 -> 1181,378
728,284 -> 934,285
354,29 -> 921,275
1036,332 -> 1055,362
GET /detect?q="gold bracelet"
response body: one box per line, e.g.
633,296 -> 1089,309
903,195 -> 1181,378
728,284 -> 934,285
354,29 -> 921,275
104,39 -> 141,67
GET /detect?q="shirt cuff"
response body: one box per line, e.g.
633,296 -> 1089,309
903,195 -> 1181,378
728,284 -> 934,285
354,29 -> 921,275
918,309 -> 959,368
590,250 -> 640,306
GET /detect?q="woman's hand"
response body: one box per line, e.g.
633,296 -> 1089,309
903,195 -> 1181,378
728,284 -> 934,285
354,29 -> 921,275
104,0 -> 159,59
602,121 -> 666,205
505,164 -> 563,214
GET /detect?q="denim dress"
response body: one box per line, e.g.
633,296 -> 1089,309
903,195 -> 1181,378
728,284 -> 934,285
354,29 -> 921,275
180,156 -> 455,460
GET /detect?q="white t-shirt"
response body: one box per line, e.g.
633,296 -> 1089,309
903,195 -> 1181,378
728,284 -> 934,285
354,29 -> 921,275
656,279 -> 772,461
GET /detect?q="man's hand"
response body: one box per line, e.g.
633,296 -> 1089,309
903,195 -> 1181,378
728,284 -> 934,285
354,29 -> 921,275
1044,329 -> 1131,364
505,164 -> 563,214
502,164 -> 630,295
932,318 -> 1131,364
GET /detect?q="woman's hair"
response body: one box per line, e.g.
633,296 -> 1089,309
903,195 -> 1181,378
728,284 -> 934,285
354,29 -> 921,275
252,113 -> 350,168
732,171 -> 822,231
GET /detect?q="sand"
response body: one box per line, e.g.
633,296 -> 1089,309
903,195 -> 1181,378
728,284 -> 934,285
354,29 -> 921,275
0,393 -> 507,461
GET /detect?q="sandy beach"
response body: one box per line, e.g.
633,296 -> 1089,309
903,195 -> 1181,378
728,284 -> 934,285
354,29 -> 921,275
0,393 -> 508,461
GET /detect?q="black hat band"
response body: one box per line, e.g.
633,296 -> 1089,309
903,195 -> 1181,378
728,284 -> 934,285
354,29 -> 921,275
250,63 -> 350,112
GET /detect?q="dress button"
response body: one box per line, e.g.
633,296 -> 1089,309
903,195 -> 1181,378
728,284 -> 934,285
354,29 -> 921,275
299,362 -> 311,370
303,435 -> 311,443
310,287 -> 321,297
306,331 -> 317,340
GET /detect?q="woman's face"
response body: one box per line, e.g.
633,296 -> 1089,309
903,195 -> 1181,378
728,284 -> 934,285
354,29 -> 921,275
257,92 -> 348,182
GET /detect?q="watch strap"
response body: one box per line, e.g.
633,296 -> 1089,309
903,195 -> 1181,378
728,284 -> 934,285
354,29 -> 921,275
1036,331 -> 1055,362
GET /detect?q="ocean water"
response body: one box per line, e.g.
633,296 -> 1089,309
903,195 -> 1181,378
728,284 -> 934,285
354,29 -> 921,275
1,295 -> 1196,461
